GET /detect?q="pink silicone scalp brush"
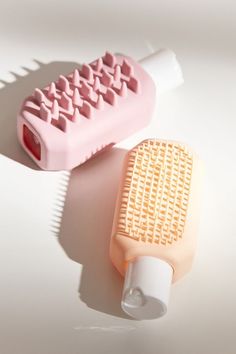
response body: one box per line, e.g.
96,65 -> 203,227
17,49 -> 183,170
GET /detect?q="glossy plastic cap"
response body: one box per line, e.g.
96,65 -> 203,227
122,256 -> 173,320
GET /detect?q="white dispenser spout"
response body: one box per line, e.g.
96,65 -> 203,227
122,256 -> 173,320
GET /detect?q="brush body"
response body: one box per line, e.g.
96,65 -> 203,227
110,139 -> 202,319
17,52 -> 156,170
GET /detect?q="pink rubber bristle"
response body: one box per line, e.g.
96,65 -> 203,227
80,81 -> 92,99
81,64 -> 93,82
104,88 -> 117,106
101,69 -> 113,87
72,88 -> 81,106
94,57 -> 103,72
52,99 -> 59,119
72,107 -> 80,122
58,114 -> 68,132
34,88 -> 46,103
119,81 -> 128,97
128,76 -> 141,93
48,82 -> 57,99
72,69 -> 80,87
93,77 -> 101,91
103,51 -> 116,68
80,101 -> 93,119
40,102 -> 51,122
60,92 -> 73,112
121,59 -> 134,76
95,94 -> 104,110
58,75 -> 71,95
114,65 -> 121,82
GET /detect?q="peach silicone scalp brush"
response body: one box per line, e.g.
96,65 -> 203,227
17,50 -> 183,170
110,139 -> 202,320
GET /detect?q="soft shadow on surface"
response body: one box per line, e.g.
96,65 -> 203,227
59,147 -> 130,318
0,59 -> 79,168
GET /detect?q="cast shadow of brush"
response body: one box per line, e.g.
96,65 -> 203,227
0,58 -> 129,318
59,147 -> 130,319
0,59 -> 79,168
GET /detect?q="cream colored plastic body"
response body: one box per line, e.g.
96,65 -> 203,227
110,139 -> 202,283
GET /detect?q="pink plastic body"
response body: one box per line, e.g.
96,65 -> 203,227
17,52 -> 156,170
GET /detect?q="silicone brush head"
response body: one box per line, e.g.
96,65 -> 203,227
110,139 -> 201,319
17,52 -> 156,170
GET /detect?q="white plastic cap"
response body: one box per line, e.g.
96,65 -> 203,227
122,256 -> 173,320
139,49 -> 184,93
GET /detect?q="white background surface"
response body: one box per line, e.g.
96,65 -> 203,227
0,1 -> 236,353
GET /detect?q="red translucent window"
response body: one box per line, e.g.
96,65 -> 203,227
23,125 -> 41,161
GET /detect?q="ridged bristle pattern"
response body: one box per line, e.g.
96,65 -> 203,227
27,52 -> 141,133
117,141 -> 193,245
